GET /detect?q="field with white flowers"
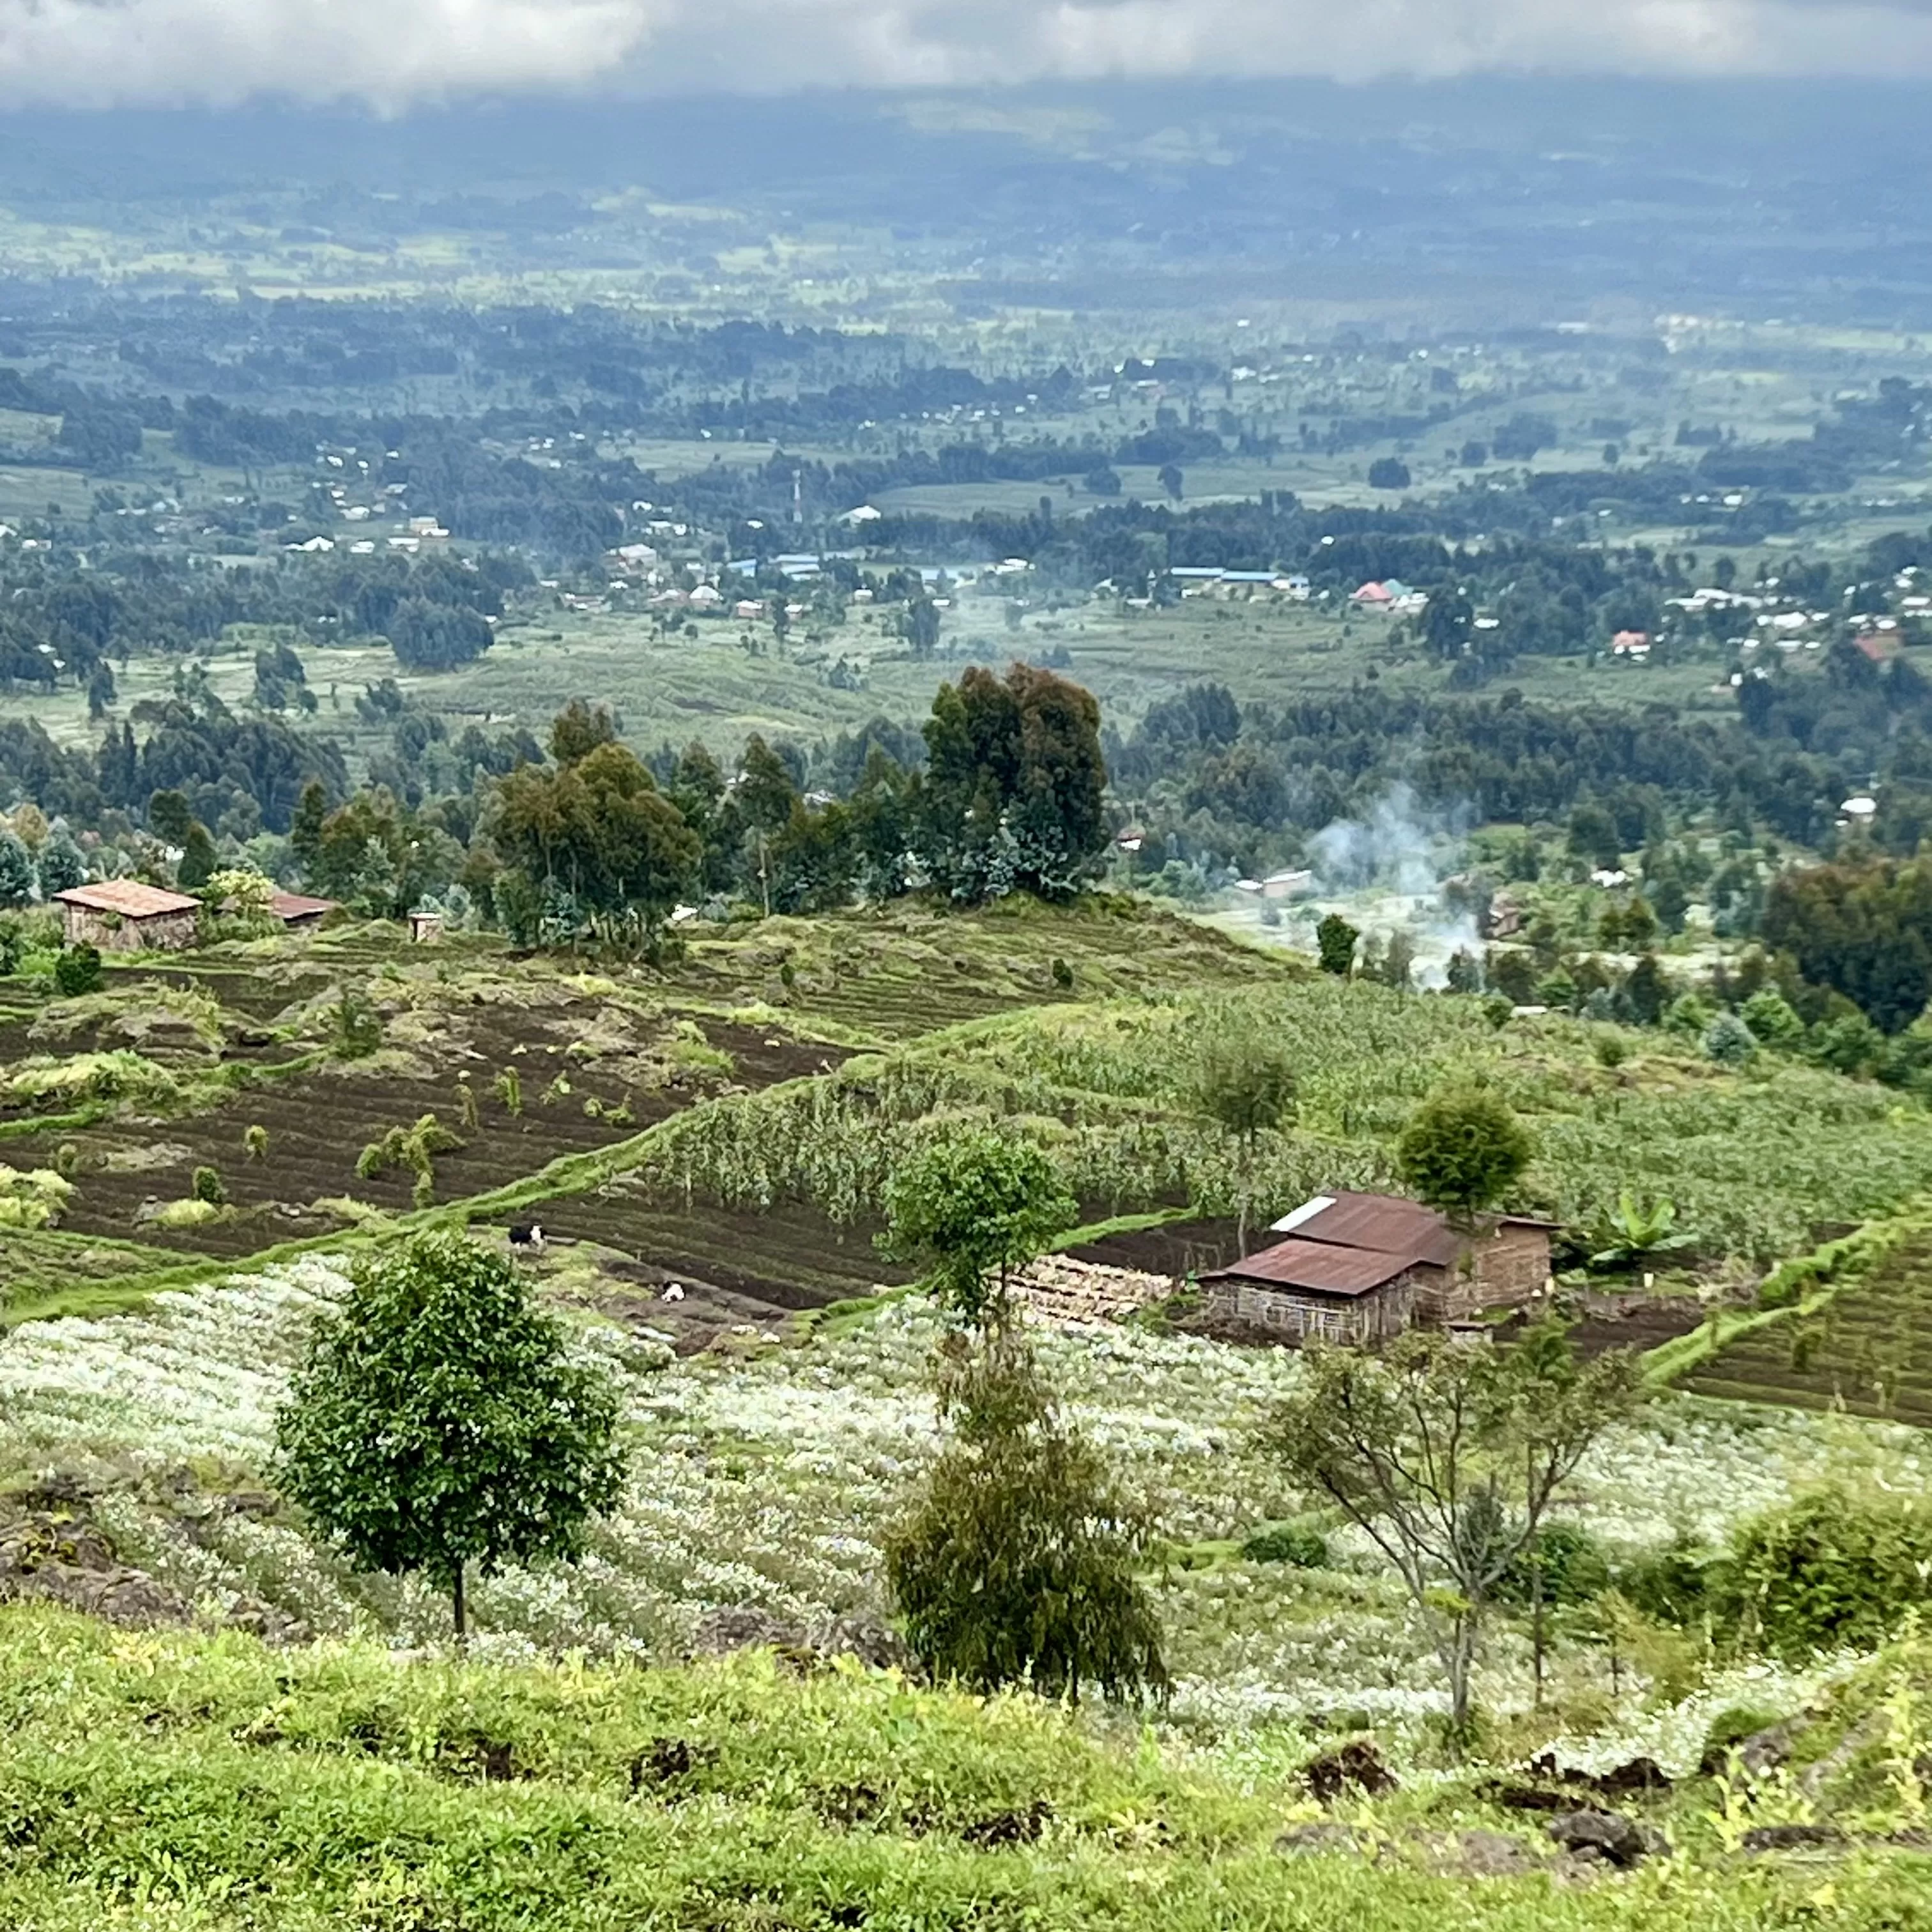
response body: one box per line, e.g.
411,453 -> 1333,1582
8,900 -> 1932,1921
4,1245 -> 1924,1784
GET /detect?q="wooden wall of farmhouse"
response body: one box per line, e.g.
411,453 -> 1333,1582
1472,1225 -> 1552,1308
60,906 -> 197,953
1204,1275 -> 1414,1346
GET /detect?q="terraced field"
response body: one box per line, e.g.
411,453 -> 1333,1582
1687,1227 -> 1932,1425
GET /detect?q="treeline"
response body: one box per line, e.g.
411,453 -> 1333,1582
1108,680 -> 1875,873
0,547 -> 527,691
288,667 -> 1108,940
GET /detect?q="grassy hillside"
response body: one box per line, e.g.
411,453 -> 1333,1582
0,1607 -> 1924,1931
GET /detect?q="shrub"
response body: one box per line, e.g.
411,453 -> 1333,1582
1718,1488 -> 1932,1659
1594,1032 -> 1627,1069
1494,1521 -> 1612,1608
1703,1009 -> 1758,1066
494,1068 -> 523,1116
332,990 -> 383,1060
886,1331 -> 1167,1705
1393,1085 -> 1532,1222
192,1164 -> 227,1206
1741,988 -> 1805,1051
1241,1521 -> 1330,1568
53,944 -> 103,997
243,1125 -> 268,1162
1051,956 -> 1074,990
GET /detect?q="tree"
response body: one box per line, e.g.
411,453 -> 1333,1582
274,1234 -> 624,1643
0,830 -> 33,907
1368,457 -> 1411,490
1395,1085 -> 1532,1224
290,779 -> 328,884
1157,463 -> 1184,502
1315,912 -> 1358,977
549,698 -> 618,766
1195,1024 -> 1297,1252
920,663 -> 1108,904
1423,586 -> 1474,661
35,829 -> 86,898
885,1328 -> 1168,1706
1267,1324 -> 1637,1739
178,821 -> 218,891
496,737 -> 700,947
901,596 -> 942,659
882,1126 -> 1075,1331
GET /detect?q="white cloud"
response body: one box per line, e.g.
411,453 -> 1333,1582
1,0 -> 1931,107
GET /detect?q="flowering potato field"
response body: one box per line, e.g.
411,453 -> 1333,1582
631,978 -> 1932,1264
3,1250 -> 1919,1776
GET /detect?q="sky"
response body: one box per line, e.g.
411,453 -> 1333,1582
1,0 -> 1931,109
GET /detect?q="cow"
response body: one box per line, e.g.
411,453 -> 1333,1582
661,1282 -> 686,1303
508,1223 -> 546,1257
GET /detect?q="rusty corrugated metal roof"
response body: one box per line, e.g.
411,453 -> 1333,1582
268,891 -> 339,921
54,880 -> 199,919
1283,1190 -> 1459,1266
1203,1238 -> 1415,1298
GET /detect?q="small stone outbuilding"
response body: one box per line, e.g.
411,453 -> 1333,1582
1200,1190 -> 1554,1346
53,880 -> 200,954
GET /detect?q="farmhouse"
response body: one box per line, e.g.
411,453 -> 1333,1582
266,891 -> 339,930
1200,1190 -> 1554,1346
54,880 -> 200,953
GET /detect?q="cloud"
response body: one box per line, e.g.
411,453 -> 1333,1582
2,0 -> 1932,107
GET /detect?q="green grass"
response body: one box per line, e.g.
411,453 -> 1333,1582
0,1606 -> 1923,1931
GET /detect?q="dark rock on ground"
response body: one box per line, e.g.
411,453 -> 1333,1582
1304,1738 -> 1399,1803
1547,1809 -> 1666,1866
1741,1823 -> 1846,1851
0,1501 -> 308,1643
961,1799 -> 1053,1848
1482,1781 -> 1572,1813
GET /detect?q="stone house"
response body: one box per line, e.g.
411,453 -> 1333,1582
1200,1190 -> 1554,1346
53,880 -> 200,953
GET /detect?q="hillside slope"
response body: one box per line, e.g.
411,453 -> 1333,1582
0,1607 -> 1924,1932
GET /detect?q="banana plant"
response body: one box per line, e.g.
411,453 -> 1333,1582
1590,1192 -> 1692,1272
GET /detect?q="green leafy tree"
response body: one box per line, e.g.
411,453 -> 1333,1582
274,1234 -> 624,1642
1194,1024 -> 1297,1252
496,732 -> 700,947
1315,912 -> 1358,977
1266,1324 -> 1637,1740
178,822 -> 219,892
885,1330 -> 1168,1706
34,830 -> 85,898
1740,987 -> 1805,1051
920,664 -> 1107,904
882,1126 -> 1075,1330
1395,1085 -> 1532,1224
901,595 -> 942,659
0,831 -> 34,908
